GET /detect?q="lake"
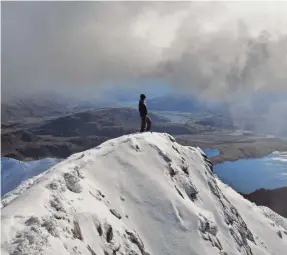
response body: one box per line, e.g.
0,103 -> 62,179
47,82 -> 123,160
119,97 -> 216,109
213,152 -> 287,194
1,157 -> 61,196
202,148 -> 287,193
202,149 -> 220,158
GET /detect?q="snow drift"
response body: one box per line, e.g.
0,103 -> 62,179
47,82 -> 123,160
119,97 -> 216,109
1,132 -> 287,255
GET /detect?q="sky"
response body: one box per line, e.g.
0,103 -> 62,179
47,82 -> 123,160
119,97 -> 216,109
2,1 -> 287,101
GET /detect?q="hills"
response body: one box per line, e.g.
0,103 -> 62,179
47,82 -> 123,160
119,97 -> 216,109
2,105 -> 287,167
3,93 -> 287,137
30,108 -> 167,137
1,93 -> 76,123
242,187 -> 287,218
1,107 -> 210,161
2,133 -> 287,255
1,108 -> 164,160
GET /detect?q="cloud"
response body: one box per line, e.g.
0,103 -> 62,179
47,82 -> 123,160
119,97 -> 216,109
2,1 -> 287,100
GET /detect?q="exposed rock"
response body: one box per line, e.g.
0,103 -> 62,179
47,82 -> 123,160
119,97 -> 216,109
73,220 -> 83,241
175,186 -> 185,199
11,225 -> 48,255
198,214 -> 218,236
181,163 -> 189,175
97,224 -> 103,236
47,179 -> 67,192
25,216 -> 41,226
126,230 -> 150,255
64,172 -> 82,193
168,163 -> 178,177
41,217 -> 59,237
110,209 -> 122,219
172,145 -> 180,154
208,178 -> 255,254
106,225 -> 113,243
50,196 -> 66,212
87,245 -> 97,255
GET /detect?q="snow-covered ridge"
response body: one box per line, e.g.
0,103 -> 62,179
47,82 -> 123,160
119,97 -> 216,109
1,133 -> 287,255
1,157 -> 61,197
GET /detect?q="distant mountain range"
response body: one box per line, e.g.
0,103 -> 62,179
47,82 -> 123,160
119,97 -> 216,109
30,107 -> 168,137
2,107 -> 206,160
1,93 -> 227,123
1,108 -> 161,160
1,93 -> 75,123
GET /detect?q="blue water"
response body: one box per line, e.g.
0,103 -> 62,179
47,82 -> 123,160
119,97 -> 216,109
214,152 -> 287,193
1,157 -> 61,196
203,149 -> 220,158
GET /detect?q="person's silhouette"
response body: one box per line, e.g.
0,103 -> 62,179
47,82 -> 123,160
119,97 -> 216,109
138,94 -> 151,132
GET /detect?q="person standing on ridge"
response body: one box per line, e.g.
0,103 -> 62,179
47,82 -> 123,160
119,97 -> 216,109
138,94 -> 152,132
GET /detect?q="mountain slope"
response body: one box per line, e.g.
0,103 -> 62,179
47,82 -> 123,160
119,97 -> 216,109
1,133 -> 286,255
217,181 -> 287,254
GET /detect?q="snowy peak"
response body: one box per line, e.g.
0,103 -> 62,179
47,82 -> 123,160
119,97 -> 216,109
1,133 -> 287,255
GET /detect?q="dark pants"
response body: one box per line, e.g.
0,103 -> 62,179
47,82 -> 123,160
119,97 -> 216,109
140,116 -> 151,132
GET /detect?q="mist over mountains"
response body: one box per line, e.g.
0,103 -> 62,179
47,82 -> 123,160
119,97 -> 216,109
2,1 -> 287,138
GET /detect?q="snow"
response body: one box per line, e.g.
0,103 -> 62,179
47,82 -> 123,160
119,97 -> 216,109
216,180 -> 287,255
1,132 -> 287,255
1,157 -> 61,196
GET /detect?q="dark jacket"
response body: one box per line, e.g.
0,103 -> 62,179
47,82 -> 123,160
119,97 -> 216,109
139,100 -> 147,117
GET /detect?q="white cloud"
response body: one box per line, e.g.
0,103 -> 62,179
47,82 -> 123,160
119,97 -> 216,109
2,1 -> 287,99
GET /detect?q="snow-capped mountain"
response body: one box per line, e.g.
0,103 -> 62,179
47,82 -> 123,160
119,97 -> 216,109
1,133 -> 287,255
